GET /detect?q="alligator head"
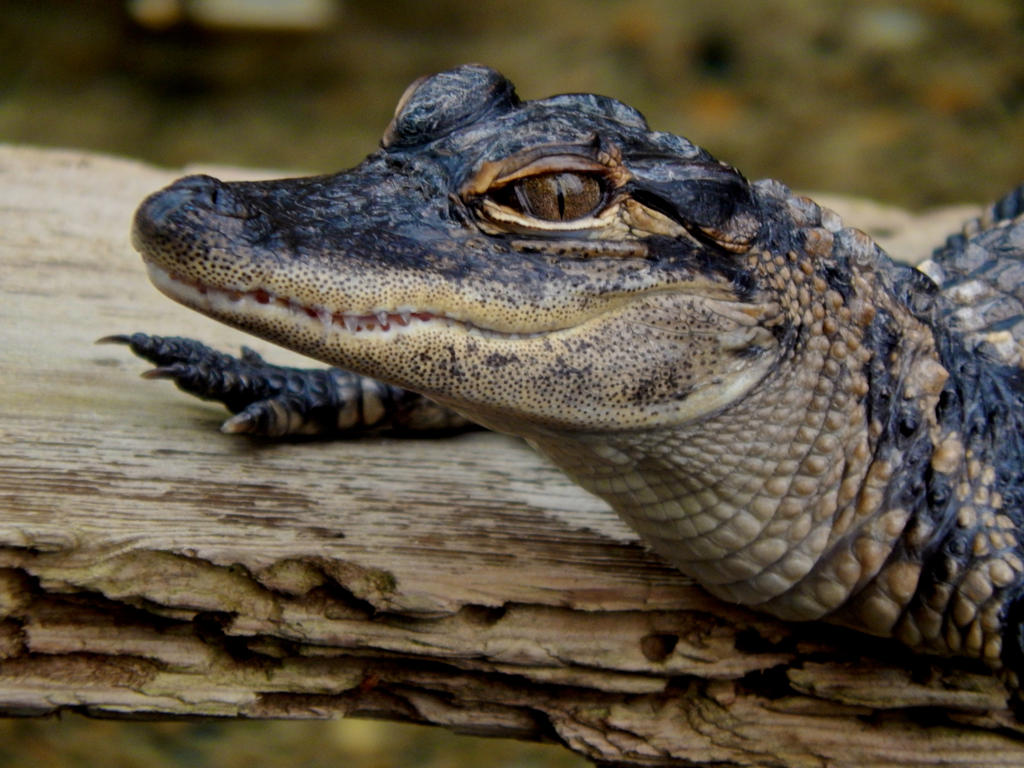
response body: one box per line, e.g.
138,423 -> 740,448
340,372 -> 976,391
132,64 -> 786,440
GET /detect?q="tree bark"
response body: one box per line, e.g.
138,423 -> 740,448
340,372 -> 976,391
1,143 -> 1021,766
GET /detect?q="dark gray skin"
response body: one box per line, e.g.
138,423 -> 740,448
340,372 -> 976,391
113,65 -> 1024,700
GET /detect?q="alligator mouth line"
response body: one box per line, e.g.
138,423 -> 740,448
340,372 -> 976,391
145,263 -> 548,340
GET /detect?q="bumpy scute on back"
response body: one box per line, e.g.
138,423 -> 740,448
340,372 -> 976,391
921,184 -> 1024,367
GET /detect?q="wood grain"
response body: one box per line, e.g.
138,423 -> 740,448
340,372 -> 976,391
1,143 -> 1020,766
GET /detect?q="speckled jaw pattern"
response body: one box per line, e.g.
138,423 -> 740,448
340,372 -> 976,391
131,64 -> 1024,693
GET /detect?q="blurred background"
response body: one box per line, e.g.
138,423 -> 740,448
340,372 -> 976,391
1,0 -> 1022,765
3,0 -> 1023,207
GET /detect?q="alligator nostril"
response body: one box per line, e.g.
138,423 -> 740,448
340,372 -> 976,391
168,174 -> 224,208
135,174 -> 230,229
131,174 -> 234,256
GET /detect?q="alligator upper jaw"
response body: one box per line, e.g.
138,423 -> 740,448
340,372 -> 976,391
130,171 -> 618,341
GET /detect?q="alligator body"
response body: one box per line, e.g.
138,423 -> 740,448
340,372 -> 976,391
117,65 -> 1024,690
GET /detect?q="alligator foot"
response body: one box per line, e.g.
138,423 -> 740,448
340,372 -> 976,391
100,333 -> 477,437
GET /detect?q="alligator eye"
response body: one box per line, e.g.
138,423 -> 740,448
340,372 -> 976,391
492,172 -> 605,222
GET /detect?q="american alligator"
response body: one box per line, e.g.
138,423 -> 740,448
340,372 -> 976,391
112,65 -> 1024,691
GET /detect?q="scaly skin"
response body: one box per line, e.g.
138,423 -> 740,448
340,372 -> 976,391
119,65 -> 1024,693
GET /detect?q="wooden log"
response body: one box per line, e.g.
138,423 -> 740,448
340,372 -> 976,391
1,143 -> 1021,766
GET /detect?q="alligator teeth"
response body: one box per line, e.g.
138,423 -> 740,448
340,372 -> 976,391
149,264 -> 547,341
317,308 -> 334,340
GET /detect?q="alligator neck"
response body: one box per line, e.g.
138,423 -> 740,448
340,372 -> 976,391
533,287 -> 951,624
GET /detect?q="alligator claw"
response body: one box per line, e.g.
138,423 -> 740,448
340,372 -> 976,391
220,410 -> 258,435
140,365 -> 184,380
96,334 -> 131,345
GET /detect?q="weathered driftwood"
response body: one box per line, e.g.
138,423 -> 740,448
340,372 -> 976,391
1,143 -> 1022,766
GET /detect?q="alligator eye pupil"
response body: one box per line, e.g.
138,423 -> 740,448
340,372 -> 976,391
508,173 -> 603,221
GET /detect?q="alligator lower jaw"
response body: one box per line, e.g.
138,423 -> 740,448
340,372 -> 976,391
145,263 -> 547,341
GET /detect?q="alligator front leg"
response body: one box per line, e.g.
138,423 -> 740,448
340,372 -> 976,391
101,334 -> 477,437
